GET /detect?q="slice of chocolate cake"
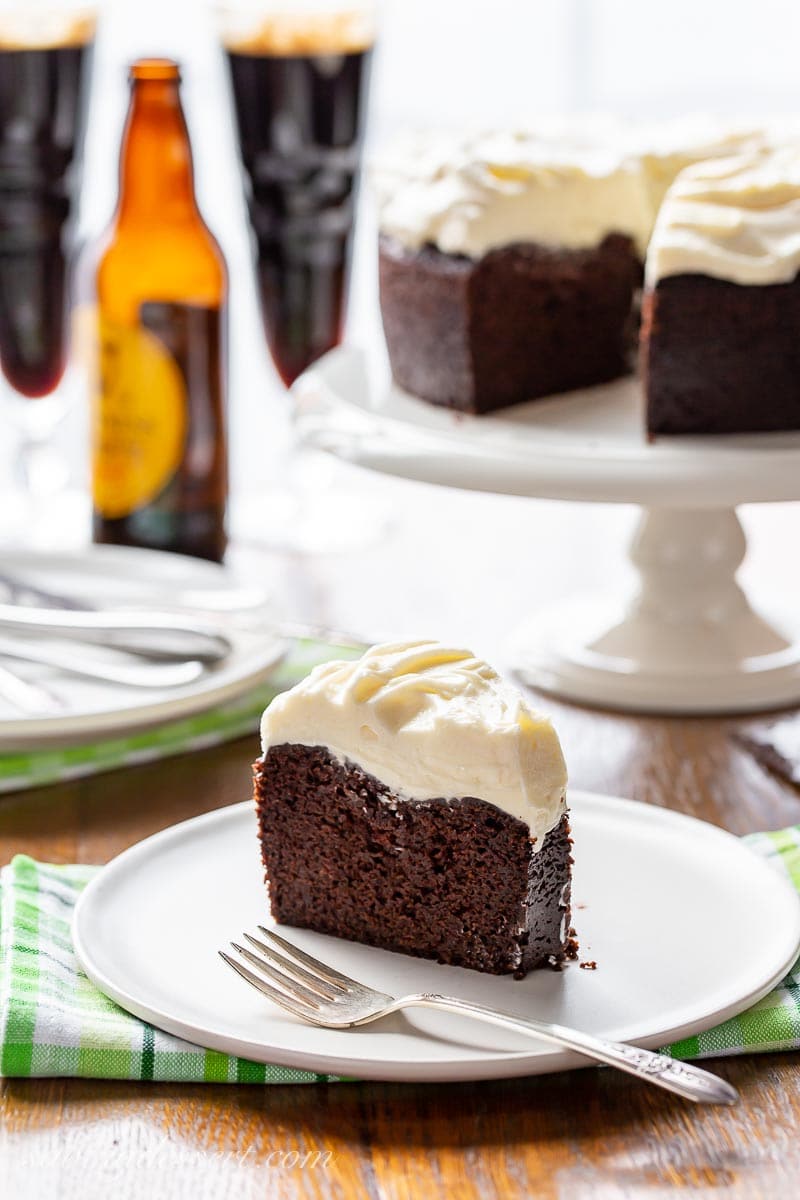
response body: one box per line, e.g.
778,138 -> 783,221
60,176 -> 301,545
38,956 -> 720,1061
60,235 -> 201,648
376,132 -> 647,414
253,640 -> 574,977
642,148 -> 800,436
379,234 -> 642,413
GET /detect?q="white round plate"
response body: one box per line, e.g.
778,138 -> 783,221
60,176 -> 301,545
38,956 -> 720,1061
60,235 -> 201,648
0,546 -> 285,748
294,347 -> 800,507
73,791 -> 800,1083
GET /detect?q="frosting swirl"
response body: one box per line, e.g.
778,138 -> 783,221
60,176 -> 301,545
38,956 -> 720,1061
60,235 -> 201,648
645,148 -> 800,287
377,131 -> 649,257
374,124 -> 765,260
260,639 -> 567,843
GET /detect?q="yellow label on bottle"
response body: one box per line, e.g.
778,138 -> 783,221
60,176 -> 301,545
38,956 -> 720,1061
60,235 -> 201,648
84,310 -> 188,520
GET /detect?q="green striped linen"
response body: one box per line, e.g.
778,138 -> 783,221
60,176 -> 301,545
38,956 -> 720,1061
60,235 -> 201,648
2,828 -> 800,1080
0,856 -> 337,1082
0,638 -> 359,795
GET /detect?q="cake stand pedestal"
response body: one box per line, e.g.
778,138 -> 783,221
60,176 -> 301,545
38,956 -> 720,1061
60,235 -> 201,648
293,348 -> 800,714
508,507 -> 800,713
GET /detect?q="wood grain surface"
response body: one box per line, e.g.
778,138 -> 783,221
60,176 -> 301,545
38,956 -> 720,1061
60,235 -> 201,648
2,489 -> 800,1199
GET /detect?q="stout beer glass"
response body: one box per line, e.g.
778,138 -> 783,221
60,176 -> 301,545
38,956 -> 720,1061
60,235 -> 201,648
0,1 -> 94,525
218,1 -> 378,552
219,0 -> 374,386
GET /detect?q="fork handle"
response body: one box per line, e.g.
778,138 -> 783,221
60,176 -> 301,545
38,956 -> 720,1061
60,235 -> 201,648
393,994 -> 737,1105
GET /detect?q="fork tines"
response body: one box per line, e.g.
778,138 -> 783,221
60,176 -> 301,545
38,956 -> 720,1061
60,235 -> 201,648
219,925 -> 359,1021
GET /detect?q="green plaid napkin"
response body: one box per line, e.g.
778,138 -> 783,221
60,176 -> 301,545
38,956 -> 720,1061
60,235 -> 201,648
2,829 -> 800,1080
0,638 -> 359,795
0,855 -> 338,1082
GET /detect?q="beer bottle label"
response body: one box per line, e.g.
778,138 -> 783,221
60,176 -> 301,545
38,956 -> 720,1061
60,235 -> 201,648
90,309 -> 188,520
89,303 -> 225,530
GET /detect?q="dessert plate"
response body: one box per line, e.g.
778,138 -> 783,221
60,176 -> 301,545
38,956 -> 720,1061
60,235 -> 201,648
73,792 -> 800,1083
0,546 -> 285,748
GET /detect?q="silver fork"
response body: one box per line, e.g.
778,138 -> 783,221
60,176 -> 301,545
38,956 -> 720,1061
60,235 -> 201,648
220,927 -> 738,1105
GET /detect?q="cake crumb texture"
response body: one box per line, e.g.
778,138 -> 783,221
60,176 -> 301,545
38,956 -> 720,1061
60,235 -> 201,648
255,744 -> 574,977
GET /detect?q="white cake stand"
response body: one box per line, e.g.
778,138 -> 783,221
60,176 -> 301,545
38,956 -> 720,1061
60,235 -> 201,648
293,347 -> 800,714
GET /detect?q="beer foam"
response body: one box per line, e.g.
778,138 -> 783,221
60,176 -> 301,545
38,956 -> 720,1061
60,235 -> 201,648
0,6 -> 95,50
220,6 -> 375,56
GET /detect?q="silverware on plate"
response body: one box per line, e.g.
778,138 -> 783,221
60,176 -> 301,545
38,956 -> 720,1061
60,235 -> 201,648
220,926 -> 739,1106
0,568 -> 269,615
0,569 -> 370,654
0,604 -> 231,663
0,569 -> 370,714
0,660 -> 65,715
0,636 -> 206,689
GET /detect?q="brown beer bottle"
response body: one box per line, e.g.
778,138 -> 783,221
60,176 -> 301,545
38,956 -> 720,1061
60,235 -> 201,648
89,59 -> 227,562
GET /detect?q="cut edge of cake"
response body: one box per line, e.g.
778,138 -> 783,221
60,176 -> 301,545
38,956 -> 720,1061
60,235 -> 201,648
642,146 -> 800,437
253,640 -> 576,977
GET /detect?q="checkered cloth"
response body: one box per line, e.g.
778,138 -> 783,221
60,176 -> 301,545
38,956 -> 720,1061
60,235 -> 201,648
0,856 -> 337,1081
2,830 -> 800,1079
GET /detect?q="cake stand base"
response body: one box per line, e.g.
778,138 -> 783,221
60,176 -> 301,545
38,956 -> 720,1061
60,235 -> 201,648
507,507 -> 800,715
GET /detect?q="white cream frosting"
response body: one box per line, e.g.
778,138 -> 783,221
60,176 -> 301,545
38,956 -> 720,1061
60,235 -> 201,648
260,639 -> 567,845
645,148 -> 800,287
375,123 -> 766,261
377,130 -> 651,257
628,118 -> 764,215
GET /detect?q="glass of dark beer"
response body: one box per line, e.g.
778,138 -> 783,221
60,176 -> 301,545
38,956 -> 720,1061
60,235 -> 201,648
0,2 -> 94,525
218,1 -> 374,387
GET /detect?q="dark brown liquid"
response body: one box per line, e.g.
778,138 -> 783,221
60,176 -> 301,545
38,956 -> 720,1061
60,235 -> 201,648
93,302 -> 228,563
225,42 -> 371,386
0,40 -> 90,397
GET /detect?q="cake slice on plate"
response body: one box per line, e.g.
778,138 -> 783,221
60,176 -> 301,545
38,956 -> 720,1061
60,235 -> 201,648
642,147 -> 800,436
253,640 -> 574,977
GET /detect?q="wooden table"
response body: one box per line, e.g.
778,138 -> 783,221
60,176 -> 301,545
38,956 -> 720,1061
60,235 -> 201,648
2,486 -> 800,1199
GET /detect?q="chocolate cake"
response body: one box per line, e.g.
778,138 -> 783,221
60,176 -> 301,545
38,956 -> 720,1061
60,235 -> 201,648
379,233 -> 641,413
642,273 -> 800,436
253,641 -> 574,976
374,125 -> 771,420
375,131 -> 652,413
642,149 -> 800,437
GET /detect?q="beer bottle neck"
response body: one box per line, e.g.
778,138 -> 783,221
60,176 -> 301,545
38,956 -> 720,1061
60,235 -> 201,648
117,77 -> 198,225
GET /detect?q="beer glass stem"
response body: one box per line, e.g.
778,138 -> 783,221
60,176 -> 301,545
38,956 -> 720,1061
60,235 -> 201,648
3,384 -> 72,539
